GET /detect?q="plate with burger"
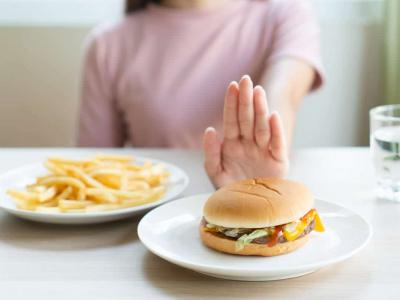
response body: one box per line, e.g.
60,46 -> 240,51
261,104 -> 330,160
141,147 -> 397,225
138,178 -> 371,281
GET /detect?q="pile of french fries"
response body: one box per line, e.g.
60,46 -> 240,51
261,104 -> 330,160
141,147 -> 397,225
7,154 -> 170,213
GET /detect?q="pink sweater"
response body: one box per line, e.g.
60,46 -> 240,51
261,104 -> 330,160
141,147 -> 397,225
78,0 -> 323,148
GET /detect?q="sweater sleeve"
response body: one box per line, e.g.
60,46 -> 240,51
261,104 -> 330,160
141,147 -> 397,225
267,0 -> 325,90
77,33 -> 126,147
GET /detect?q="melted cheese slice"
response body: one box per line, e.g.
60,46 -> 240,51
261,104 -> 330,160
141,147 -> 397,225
283,209 -> 325,241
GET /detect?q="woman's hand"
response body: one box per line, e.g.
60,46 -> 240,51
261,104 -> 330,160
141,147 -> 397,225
203,75 -> 289,189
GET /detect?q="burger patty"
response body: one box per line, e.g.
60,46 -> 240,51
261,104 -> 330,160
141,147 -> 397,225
202,218 -> 316,244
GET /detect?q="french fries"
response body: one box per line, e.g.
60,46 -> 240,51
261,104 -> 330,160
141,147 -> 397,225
7,154 -> 170,213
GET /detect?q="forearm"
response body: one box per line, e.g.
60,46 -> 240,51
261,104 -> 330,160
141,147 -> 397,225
259,58 -> 315,148
264,86 -> 298,148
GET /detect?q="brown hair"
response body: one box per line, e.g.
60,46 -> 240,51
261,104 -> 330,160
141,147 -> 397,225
125,0 -> 160,14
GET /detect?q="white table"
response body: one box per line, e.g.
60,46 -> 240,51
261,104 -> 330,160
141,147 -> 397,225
0,148 -> 398,299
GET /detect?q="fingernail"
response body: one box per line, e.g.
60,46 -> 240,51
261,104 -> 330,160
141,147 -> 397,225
205,127 -> 215,133
241,74 -> 250,80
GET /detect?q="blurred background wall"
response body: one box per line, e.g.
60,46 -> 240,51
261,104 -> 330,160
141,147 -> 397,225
0,0 -> 385,147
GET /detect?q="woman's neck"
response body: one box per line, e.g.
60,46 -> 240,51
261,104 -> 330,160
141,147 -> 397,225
160,0 -> 232,9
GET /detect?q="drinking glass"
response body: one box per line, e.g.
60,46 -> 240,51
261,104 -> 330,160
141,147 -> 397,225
370,104 -> 400,201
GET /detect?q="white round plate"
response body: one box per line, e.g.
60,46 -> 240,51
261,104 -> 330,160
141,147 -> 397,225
138,194 -> 372,281
0,157 -> 189,225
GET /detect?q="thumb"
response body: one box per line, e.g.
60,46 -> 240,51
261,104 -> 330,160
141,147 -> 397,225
203,127 -> 222,178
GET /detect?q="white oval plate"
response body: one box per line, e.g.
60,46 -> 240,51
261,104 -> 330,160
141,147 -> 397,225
0,157 -> 189,225
138,194 -> 372,281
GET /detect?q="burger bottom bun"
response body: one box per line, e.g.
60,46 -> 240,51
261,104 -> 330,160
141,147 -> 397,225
199,226 -> 310,257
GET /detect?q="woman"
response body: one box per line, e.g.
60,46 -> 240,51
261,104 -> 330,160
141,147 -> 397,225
78,0 -> 324,188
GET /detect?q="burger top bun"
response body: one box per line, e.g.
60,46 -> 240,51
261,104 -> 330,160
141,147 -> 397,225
203,178 -> 314,228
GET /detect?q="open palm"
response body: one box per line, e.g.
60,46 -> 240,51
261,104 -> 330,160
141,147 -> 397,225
203,75 -> 289,189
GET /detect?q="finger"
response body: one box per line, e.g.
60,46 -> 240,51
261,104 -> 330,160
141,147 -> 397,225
269,112 -> 287,162
254,85 -> 270,148
223,81 -> 240,140
203,127 -> 222,178
238,75 -> 254,140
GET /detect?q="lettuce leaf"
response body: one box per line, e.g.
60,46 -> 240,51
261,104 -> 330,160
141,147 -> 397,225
235,229 -> 268,251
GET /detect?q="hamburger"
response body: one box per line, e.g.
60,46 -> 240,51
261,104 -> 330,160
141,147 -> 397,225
200,178 -> 325,256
